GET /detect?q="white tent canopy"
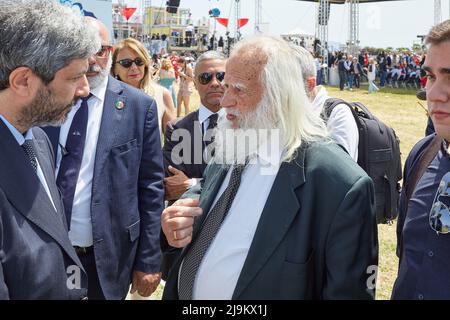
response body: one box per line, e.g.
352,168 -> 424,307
281,27 -> 315,51
281,27 -> 314,38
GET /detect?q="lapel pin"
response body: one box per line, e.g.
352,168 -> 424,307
115,101 -> 124,110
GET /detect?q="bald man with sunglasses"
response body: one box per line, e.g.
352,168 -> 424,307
161,51 -> 226,280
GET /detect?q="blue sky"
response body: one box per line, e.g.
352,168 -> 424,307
117,0 -> 447,48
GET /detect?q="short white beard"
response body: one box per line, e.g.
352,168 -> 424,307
213,95 -> 282,168
88,55 -> 112,89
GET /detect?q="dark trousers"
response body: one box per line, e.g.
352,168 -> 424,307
78,250 -> 105,300
347,73 -> 354,89
380,70 -> 387,87
354,74 -> 360,88
316,69 -> 323,85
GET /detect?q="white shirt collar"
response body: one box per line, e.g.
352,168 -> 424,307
246,135 -> 284,175
71,75 -> 108,110
198,104 -> 225,124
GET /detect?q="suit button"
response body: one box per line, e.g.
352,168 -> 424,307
418,294 -> 424,300
428,250 -> 434,258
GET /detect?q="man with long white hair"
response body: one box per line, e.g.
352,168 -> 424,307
161,36 -> 378,300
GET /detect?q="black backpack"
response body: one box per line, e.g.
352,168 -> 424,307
322,98 -> 402,224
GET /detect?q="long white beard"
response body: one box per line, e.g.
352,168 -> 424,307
213,95 -> 282,169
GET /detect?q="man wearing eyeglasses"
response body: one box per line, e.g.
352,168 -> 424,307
42,17 -> 165,300
161,51 -> 226,280
393,19 -> 450,300
0,0 -> 100,299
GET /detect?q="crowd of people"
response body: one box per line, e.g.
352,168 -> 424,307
326,49 -> 427,93
1,0 -> 450,301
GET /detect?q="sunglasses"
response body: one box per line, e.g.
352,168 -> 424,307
429,172 -> 450,234
197,72 -> 225,85
116,58 -> 145,68
95,45 -> 113,58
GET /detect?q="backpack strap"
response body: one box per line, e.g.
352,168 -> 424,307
321,98 -> 360,157
405,135 -> 442,205
321,98 -> 353,120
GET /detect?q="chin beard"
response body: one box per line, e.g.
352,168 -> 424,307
88,55 -> 112,89
213,95 -> 282,167
17,87 -> 76,129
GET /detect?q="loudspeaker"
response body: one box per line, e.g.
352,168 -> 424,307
166,0 -> 180,14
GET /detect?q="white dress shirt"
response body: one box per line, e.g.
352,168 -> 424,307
56,76 -> 108,247
312,86 -> 359,162
188,105 -> 225,187
0,115 -> 56,211
191,148 -> 282,300
197,104 -> 225,138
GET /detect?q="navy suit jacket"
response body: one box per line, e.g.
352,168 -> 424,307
43,76 -> 165,299
161,109 -> 212,279
0,122 -> 87,299
163,142 -> 378,299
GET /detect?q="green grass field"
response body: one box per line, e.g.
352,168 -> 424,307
153,84 -> 426,300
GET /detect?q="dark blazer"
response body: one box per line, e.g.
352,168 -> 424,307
163,109 -> 207,178
43,76 -> 165,299
163,142 -> 378,300
0,122 -> 87,299
355,62 -> 363,74
338,58 -> 347,72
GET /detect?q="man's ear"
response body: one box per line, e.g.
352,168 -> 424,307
8,67 -> 38,97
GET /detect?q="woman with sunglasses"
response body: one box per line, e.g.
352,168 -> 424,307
177,57 -> 194,117
158,58 -> 177,109
111,38 -> 175,136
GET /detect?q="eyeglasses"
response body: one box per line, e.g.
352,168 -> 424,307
95,45 -> 113,58
429,172 -> 450,234
197,72 -> 225,85
116,58 -> 145,68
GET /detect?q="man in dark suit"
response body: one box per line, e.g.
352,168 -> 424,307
42,18 -> 165,300
161,51 -> 226,280
163,51 -> 226,201
161,36 -> 378,299
338,54 -> 347,91
0,0 -> 101,299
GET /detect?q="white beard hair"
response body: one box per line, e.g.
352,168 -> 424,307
213,94 -> 282,166
88,54 -> 112,89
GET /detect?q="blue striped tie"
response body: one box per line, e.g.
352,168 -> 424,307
56,94 -> 92,228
